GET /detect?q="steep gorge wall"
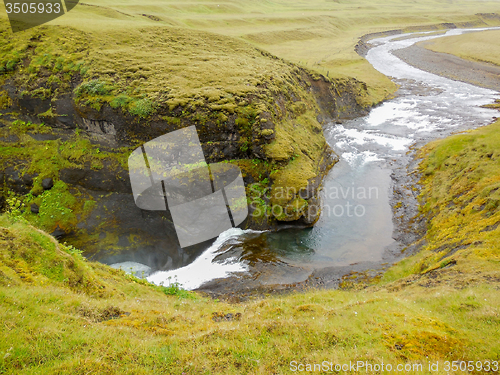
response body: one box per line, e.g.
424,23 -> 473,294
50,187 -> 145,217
0,23 -> 369,269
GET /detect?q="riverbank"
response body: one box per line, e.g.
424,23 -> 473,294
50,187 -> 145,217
1,214 -> 499,373
383,118 -> 500,286
419,29 -> 500,67
393,36 -> 500,91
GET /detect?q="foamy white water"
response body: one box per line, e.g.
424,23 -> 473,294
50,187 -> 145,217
110,261 -> 152,278
147,228 -> 260,290
328,27 -> 500,170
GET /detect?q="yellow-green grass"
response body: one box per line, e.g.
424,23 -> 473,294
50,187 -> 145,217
0,20 -> 308,115
2,0 -> 500,104
4,114 -> 500,371
1,5 -> 500,372
422,29 -> 500,67
383,120 -> 500,285
0,214 -> 499,374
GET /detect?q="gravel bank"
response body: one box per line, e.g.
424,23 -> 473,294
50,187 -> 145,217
393,41 -> 500,91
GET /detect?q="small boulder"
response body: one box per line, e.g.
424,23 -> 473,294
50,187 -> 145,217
22,174 -> 34,187
30,203 -> 39,214
51,225 -> 66,239
42,178 -> 54,190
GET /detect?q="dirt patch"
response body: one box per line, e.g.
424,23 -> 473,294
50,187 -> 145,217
212,312 -> 242,322
77,303 -> 130,322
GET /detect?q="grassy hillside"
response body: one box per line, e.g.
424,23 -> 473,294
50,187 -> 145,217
1,119 -> 500,373
2,0 -> 500,105
384,119 -> 500,285
0,213 -> 499,374
422,29 -> 500,67
1,2 -> 500,373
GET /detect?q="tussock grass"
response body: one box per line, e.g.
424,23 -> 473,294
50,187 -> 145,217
383,120 -> 500,286
0,214 -> 499,373
3,0 -> 500,105
1,2 -> 500,373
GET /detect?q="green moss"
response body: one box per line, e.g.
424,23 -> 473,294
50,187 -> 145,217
0,215 -> 112,296
82,200 -> 97,216
0,90 -> 12,109
38,107 -> 58,118
381,119 -> 500,283
235,117 -> 249,127
7,119 -> 51,135
109,94 -> 132,109
261,129 -> 274,137
161,116 -> 181,126
291,101 -> 308,115
217,113 -> 228,123
274,196 -> 308,221
127,98 -> 155,118
7,180 -> 78,233
0,26 -> 89,103
74,79 -> 113,97
0,118 -> 132,232
238,137 -> 250,153
30,87 -> 52,100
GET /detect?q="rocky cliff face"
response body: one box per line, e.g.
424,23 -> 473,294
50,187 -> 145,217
0,22 -> 369,271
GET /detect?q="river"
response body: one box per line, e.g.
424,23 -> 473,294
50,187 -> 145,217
114,28 -> 500,292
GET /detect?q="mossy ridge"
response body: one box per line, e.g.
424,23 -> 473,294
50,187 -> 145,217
0,215 -> 188,298
0,216 -> 109,296
51,0 -> 500,107
4,1 -> 500,111
69,25 -> 335,120
381,119 -> 500,284
1,21 -> 364,228
0,22 -> 89,100
0,215 -> 499,373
